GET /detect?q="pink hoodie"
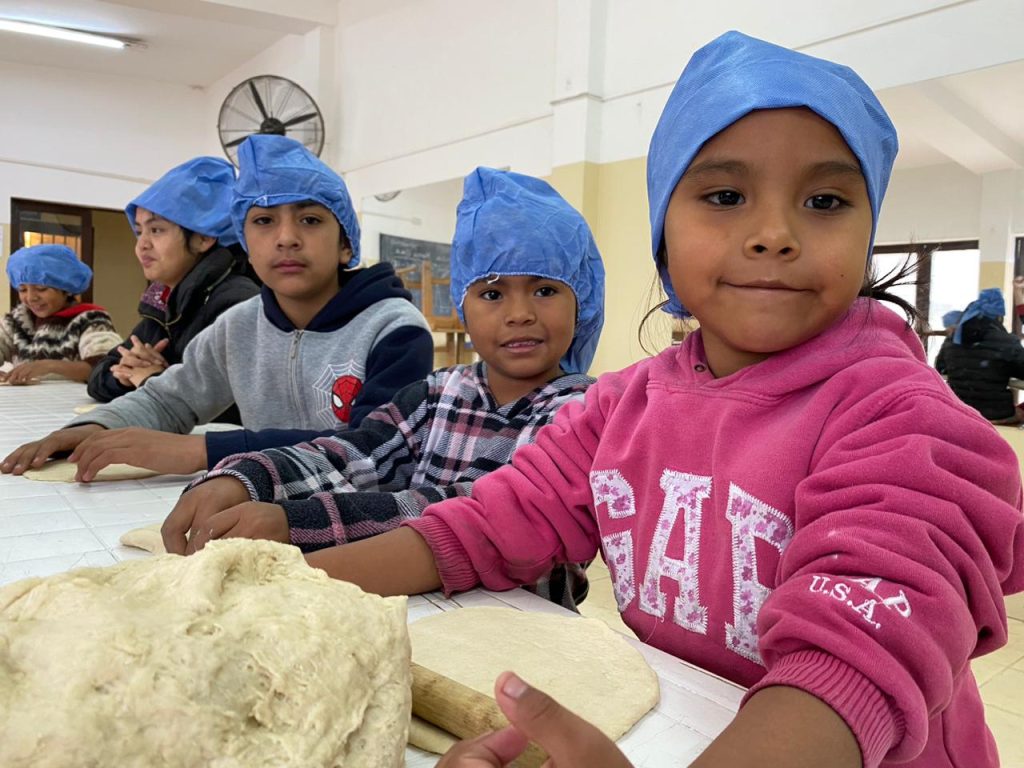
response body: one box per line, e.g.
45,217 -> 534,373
408,298 -> 1024,767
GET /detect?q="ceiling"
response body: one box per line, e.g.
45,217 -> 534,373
0,0 -> 331,88
879,59 -> 1024,173
0,1 -> 1022,175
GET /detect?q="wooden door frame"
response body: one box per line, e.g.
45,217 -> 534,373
9,198 -> 95,307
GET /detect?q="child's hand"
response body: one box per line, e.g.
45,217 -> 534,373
162,477 -> 253,555
180,502 -> 290,554
69,429 -> 206,482
437,672 -> 632,768
0,360 -> 50,385
110,363 -> 134,386
117,336 -> 170,369
0,424 -> 105,475
124,363 -> 164,389
114,337 -> 169,388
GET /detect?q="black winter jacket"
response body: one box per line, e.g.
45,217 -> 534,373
87,246 -> 259,404
935,317 -> 1024,420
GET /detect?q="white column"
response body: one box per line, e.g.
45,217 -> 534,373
551,0 -> 607,168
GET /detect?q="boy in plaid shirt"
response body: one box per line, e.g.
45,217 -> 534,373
163,167 -> 605,609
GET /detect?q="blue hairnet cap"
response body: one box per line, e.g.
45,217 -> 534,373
7,244 -> 92,295
941,310 -> 963,328
231,135 -> 361,266
451,167 -> 605,374
126,156 -> 238,246
647,31 -> 899,316
953,288 -> 1005,344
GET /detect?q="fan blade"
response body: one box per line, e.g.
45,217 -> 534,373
224,135 -> 251,148
249,80 -> 269,120
283,111 -> 319,128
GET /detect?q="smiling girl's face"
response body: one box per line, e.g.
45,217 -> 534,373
663,107 -> 873,378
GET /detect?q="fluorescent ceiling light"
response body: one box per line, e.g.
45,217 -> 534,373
0,19 -> 128,49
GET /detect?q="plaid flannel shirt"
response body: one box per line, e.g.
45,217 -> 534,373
198,362 -> 594,608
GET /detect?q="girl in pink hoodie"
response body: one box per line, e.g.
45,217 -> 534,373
303,32 -> 1023,768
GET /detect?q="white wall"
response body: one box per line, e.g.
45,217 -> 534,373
0,60 -> 209,186
876,164 -> 984,245
335,0 -> 557,200
334,0 -> 1024,191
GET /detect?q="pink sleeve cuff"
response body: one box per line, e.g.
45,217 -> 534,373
745,649 -> 900,768
403,516 -> 481,595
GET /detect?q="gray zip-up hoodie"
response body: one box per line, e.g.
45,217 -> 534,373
70,263 -> 433,466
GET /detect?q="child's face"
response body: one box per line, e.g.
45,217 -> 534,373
462,275 -> 576,403
244,203 -> 352,306
664,108 -> 873,377
133,208 -> 199,288
18,284 -> 70,319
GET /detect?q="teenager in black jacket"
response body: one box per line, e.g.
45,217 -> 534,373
936,288 -> 1024,423
88,157 -> 258,404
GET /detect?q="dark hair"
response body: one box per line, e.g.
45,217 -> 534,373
637,246 -> 926,355
182,227 -> 219,258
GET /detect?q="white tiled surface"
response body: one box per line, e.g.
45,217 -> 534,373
0,381 -> 202,581
1,381 -> 742,766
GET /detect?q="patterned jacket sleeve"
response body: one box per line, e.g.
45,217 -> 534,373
278,480 -> 474,551
198,376 -> 434,504
0,314 -> 13,364
75,311 -> 123,362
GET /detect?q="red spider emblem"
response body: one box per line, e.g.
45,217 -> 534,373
331,375 -> 363,423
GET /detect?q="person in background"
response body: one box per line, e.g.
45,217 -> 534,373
936,287 -> 1024,424
87,156 -> 259,405
162,167 -> 606,609
301,32 -> 1021,768
0,244 -> 121,385
941,309 -> 962,336
1,135 -> 433,481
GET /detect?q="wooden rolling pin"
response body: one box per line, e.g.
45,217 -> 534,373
410,661 -> 547,767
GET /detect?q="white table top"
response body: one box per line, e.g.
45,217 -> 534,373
0,380 -> 742,766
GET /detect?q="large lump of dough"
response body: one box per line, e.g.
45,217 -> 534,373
0,539 -> 410,768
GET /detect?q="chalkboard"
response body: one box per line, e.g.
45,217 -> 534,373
380,234 -> 453,317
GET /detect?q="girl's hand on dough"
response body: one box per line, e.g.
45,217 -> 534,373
438,672 -> 632,768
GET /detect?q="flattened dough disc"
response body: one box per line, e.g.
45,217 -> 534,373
119,523 -> 166,554
23,460 -> 158,483
408,607 -> 659,754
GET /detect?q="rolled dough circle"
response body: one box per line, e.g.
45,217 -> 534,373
23,459 -> 158,482
408,606 -> 659,754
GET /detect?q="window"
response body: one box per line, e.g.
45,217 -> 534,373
872,241 -> 980,365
